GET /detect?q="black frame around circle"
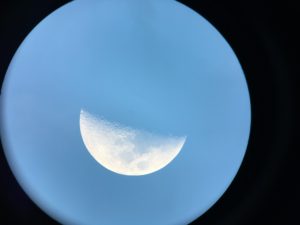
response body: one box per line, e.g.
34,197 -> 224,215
0,1 -> 297,225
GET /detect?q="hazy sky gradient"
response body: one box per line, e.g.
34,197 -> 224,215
1,0 -> 251,224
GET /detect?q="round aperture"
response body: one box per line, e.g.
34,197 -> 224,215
1,0 -> 251,224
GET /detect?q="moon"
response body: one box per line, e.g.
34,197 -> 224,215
79,110 -> 186,176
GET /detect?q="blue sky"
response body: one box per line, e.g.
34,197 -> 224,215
1,0 -> 251,224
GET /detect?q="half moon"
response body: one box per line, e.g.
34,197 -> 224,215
79,110 -> 186,176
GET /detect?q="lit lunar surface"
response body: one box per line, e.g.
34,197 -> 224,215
0,0 -> 251,225
80,110 -> 186,175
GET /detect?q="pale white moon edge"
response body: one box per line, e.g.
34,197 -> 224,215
79,109 -> 186,176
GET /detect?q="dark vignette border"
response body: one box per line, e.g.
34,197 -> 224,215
0,1 -> 298,224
